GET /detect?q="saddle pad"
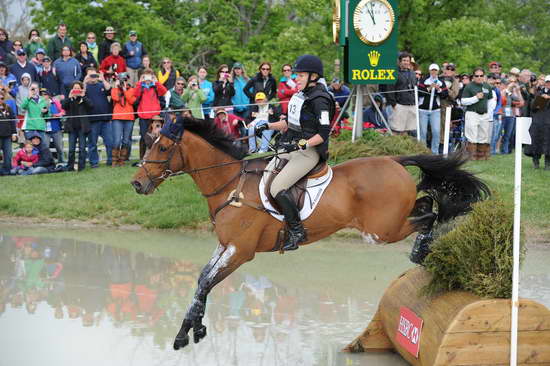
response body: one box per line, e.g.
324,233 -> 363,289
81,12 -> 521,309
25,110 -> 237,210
258,166 -> 333,222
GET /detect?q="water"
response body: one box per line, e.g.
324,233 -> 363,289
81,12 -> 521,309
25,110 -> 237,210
0,226 -> 548,366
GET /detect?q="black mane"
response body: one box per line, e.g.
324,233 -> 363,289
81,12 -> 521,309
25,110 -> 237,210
180,116 -> 247,160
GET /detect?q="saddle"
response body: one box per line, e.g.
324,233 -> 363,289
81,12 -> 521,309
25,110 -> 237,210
263,158 -> 328,212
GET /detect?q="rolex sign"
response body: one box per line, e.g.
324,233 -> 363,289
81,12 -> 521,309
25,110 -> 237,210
346,0 -> 399,85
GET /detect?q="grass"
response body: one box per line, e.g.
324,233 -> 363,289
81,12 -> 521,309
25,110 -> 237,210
0,140 -> 548,234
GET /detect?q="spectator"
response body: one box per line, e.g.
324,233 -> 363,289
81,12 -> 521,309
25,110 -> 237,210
98,26 -> 118,64
458,74 -> 471,101
526,75 -> 550,170
84,68 -> 113,167
111,73 -> 136,167
99,42 -> 126,81
415,69 -> 422,81
247,92 -> 280,153
214,107 -> 241,139
439,63 -> 460,150
362,94 -> 388,129
137,55 -> 152,79
0,61 -> 16,89
0,28 -> 14,65
134,69 -> 167,160
15,73 -> 32,121
460,67 -> 493,160
277,64 -> 297,116
3,83 -> 17,116
24,29 -> 45,60
9,49 -> 37,85
244,62 -> 277,102
500,76 -> 524,154
37,56 -> 60,97
143,115 -> 164,156
20,82 -> 50,148
182,75 -> 207,119
85,32 -> 99,61
165,76 -> 186,115
418,64 -> 448,154
47,23 -> 72,61
0,92 -> 17,175
123,31 -> 146,86
61,81 -> 93,171
213,64 -> 235,108
157,58 -> 179,90
488,61 -> 502,79
28,133 -> 55,174
11,141 -> 38,175
75,41 -> 98,76
53,46 -> 82,96
197,66 -> 214,120
487,74 -> 502,155
519,69 -> 534,117
41,88 -> 65,164
30,48 -> 47,74
231,62 -> 250,120
329,78 -> 350,111
380,52 -> 417,135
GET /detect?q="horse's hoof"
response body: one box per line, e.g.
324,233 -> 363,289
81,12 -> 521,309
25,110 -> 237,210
193,324 -> 207,344
173,335 -> 189,350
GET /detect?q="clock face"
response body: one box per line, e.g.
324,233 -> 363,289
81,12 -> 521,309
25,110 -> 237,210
353,0 -> 395,45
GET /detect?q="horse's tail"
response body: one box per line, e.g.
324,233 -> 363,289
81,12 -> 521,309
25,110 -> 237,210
393,151 -> 491,224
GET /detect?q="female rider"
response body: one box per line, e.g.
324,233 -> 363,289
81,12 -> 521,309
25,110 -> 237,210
255,55 -> 335,251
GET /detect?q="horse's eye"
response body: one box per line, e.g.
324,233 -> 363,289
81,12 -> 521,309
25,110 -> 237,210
159,146 -> 167,153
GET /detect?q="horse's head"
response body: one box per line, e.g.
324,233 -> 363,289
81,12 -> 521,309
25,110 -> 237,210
131,117 -> 186,195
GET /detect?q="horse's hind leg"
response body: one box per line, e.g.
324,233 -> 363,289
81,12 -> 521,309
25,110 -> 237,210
173,243 -> 253,350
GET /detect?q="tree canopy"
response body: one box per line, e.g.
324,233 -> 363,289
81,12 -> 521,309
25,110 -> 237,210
28,0 -> 547,79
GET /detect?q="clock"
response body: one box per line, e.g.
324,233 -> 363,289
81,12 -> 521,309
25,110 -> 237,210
353,0 -> 395,45
332,0 -> 340,44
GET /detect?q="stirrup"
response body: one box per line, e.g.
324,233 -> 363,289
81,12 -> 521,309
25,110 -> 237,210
283,226 -> 307,251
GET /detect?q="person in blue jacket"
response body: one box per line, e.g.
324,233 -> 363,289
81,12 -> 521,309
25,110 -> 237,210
53,46 -> 82,96
198,66 -> 214,120
231,62 -> 250,122
123,31 -> 147,86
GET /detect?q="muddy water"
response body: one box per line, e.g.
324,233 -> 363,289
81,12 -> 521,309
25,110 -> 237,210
0,226 -> 548,366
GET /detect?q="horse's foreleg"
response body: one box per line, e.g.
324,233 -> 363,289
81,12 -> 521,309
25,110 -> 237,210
173,243 -> 252,350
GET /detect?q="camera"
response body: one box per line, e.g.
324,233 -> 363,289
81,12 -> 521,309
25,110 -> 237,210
190,82 -> 197,87
90,74 -> 99,79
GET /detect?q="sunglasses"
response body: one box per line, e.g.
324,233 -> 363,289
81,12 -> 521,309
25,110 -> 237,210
261,68 -> 271,71
163,61 -> 171,64
474,74 -> 484,78
14,43 -> 22,47
87,37 -> 95,39
283,69 -> 291,72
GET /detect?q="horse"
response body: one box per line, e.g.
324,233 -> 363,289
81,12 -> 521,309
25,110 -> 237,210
131,116 -> 490,350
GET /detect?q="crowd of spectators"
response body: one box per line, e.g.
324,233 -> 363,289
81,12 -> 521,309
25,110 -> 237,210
0,24 -> 548,176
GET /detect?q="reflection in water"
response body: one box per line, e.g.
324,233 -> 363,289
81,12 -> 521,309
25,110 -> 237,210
0,232 -> 548,366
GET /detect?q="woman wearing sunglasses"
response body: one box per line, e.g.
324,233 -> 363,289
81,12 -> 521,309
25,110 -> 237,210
243,61 -> 277,103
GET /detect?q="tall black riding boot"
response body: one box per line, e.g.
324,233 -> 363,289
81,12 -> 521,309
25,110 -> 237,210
274,190 -> 307,251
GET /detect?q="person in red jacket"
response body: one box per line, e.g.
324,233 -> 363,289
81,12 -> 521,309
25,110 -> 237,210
133,68 -> 167,160
99,42 -> 126,81
213,107 -> 242,139
11,141 -> 38,174
277,64 -> 298,115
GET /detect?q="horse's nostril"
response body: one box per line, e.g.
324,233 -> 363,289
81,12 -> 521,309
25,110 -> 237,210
131,180 -> 142,191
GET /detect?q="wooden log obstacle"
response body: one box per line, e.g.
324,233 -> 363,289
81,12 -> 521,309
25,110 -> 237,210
345,267 -> 550,365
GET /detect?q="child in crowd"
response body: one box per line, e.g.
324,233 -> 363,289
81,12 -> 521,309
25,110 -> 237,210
15,73 -> 31,131
11,141 -> 38,175
28,133 -> 55,174
143,115 -> 163,157
246,92 -> 281,153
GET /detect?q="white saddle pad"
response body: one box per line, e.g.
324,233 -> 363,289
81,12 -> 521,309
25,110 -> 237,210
258,166 -> 333,222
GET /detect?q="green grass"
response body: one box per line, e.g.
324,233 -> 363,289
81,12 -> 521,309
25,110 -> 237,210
0,147 -> 548,233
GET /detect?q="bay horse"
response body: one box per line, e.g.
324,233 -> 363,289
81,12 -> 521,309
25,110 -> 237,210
131,116 -> 489,350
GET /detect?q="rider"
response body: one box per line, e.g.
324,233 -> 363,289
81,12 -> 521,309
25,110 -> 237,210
256,55 -> 335,251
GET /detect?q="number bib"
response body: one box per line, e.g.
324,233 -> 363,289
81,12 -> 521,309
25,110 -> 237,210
287,92 -> 305,130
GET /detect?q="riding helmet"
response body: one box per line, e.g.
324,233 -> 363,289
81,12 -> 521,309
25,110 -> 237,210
293,55 -> 324,77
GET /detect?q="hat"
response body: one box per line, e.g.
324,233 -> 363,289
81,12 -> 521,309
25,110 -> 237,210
446,63 -> 456,70
489,61 -> 501,67
255,92 -> 266,101
104,26 -> 116,34
0,61 -> 6,68
429,63 -> 439,71
152,115 -> 163,121
129,30 -> 137,36
16,49 -> 26,56
232,62 -> 243,69
43,56 -> 51,62
545,75 -> 550,82
510,67 -> 520,75
35,48 -> 45,55
215,107 -> 228,115
39,88 -> 49,95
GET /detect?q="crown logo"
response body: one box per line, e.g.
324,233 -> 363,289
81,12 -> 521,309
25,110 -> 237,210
368,50 -> 381,67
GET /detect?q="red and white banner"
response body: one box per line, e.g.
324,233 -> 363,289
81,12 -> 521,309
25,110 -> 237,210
395,306 -> 423,358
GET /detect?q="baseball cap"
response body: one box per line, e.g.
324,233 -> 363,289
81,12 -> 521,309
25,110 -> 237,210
104,26 -> 116,34
16,49 -> 26,56
215,107 -> 228,115
489,61 -> 501,67
43,56 -> 51,62
39,88 -> 49,95
545,75 -> 550,82
35,48 -> 46,55
510,67 -> 520,75
429,63 -> 439,71
232,62 -> 243,69
332,78 -> 341,84
255,92 -> 266,101
129,30 -> 137,36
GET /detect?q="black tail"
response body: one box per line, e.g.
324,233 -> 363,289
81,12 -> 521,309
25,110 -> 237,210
394,151 -> 491,223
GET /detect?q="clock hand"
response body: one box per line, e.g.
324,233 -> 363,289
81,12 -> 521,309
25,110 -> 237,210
366,5 -> 375,25
369,2 -> 376,25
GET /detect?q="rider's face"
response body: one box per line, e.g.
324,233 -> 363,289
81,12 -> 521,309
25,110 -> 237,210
295,72 -> 309,91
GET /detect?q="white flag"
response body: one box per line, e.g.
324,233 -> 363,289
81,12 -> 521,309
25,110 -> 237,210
516,117 -> 532,145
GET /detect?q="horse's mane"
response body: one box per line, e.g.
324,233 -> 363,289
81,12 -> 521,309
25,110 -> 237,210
181,116 -> 247,160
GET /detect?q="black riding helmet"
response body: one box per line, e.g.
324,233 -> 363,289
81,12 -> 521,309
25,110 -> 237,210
293,55 -> 323,79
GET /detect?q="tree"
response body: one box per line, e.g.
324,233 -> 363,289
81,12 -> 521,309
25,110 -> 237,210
1,0 -> 33,39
